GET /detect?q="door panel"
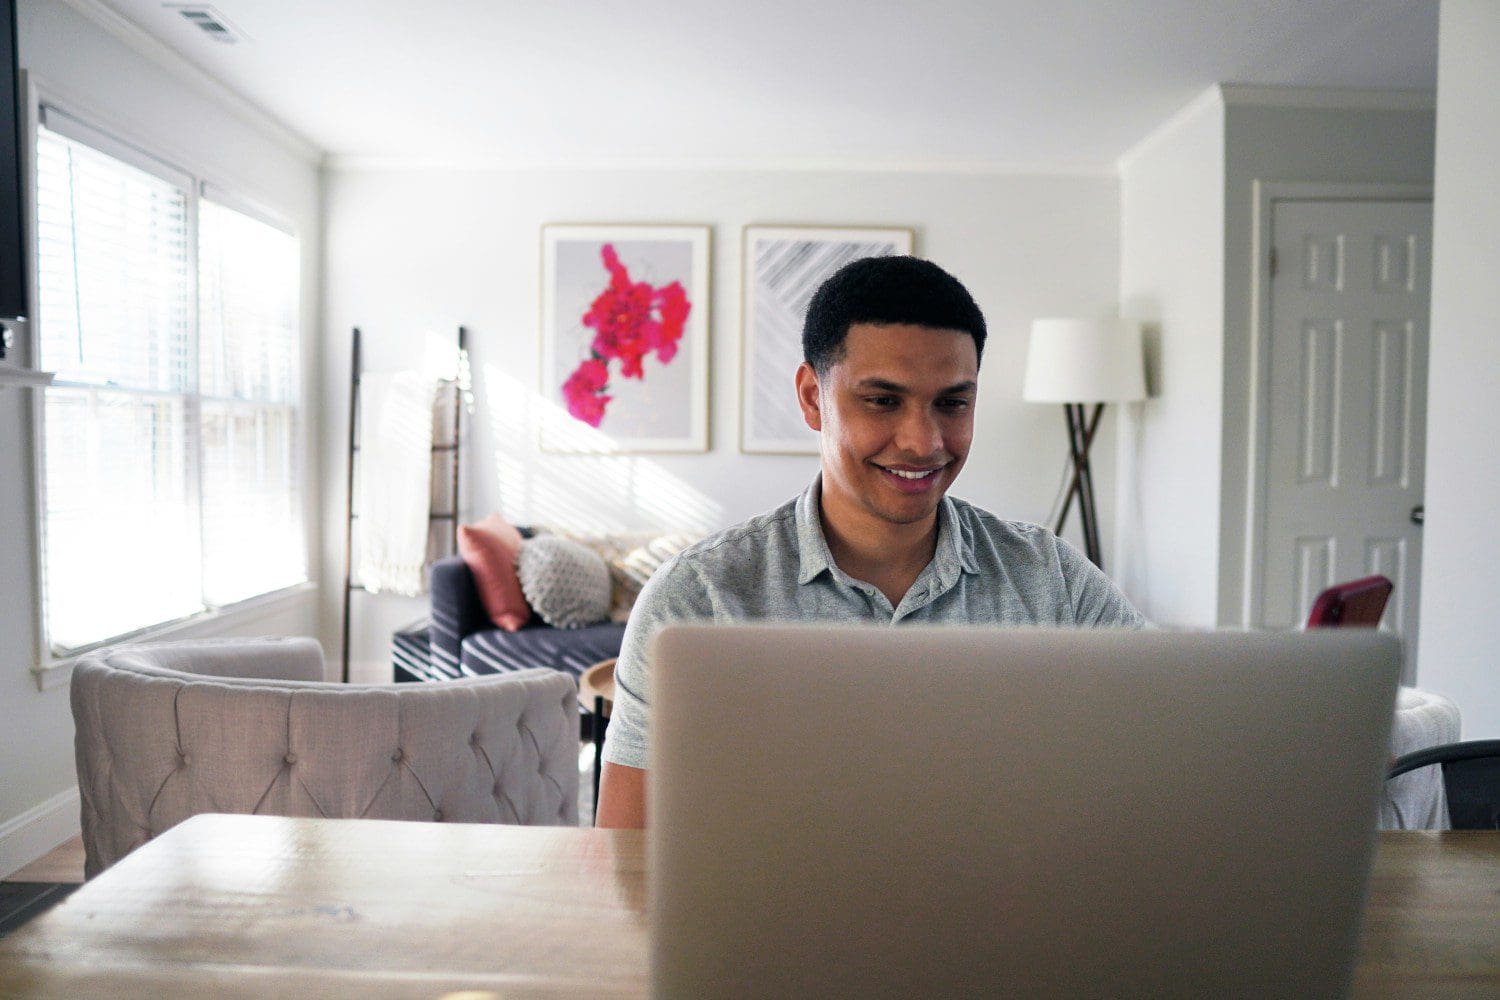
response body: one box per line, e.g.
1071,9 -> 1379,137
1262,199 -> 1430,678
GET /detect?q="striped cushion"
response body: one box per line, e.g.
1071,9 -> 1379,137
619,532 -> 697,586
461,622 -> 626,681
392,621 -> 461,682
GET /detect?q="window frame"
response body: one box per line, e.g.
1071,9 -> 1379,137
22,77 -> 311,688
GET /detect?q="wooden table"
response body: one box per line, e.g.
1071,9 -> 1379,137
0,816 -> 1496,998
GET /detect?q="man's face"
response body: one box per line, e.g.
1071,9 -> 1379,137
796,323 -> 978,534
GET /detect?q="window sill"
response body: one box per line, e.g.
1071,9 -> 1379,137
31,581 -> 318,692
0,361 -> 55,388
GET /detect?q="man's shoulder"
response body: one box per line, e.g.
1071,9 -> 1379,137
676,496 -> 799,567
638,496 -> 800,605
947,495 -> 1061,563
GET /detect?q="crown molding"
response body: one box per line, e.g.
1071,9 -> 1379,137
57,0 -> 324,164
1115,85 -> 1225,174
323,153 -> 1118,178
1218,84 -> 1435,111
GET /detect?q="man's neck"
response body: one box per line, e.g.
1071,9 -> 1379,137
818,489 -> 940,606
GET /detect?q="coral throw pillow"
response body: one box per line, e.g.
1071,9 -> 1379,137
457,514 -> 530,632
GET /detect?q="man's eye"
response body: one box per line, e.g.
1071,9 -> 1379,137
865,396 -> 897,407
938,397 -> 971,411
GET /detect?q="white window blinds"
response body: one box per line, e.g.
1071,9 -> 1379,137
198,198 -> 304,606
34,111 -> 304,654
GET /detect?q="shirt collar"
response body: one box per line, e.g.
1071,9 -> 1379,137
795,475 -> 979,587
795,477 -> 836,585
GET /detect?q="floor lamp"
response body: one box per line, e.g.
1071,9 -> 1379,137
1022,318 -> 1146,570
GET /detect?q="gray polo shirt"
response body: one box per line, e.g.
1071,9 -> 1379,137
601,477 -> 1145,770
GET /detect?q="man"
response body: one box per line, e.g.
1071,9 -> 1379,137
596,256 -> 1144,828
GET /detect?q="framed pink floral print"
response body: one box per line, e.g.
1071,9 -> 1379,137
540,224 -> 711,453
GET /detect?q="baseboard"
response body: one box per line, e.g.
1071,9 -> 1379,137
0,788 -> 80,880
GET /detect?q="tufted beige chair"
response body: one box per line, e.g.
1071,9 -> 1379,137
70,636 -> 578,878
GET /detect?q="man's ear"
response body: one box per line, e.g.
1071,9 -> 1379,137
795,362 -> 822,432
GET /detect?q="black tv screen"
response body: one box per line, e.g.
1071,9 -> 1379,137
1,0 -> 26,324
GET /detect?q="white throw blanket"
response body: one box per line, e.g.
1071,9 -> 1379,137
1380,686 -> 1462,830
357,372 -> 439,596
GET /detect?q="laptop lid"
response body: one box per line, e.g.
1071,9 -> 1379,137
648,625 -> 1399,998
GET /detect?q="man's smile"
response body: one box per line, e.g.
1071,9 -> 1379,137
874,462 -> 948,492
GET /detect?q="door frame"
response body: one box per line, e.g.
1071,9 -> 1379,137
1239,180 -> 1432,628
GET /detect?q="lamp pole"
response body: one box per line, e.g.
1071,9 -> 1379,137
1056,402 -> 1105,568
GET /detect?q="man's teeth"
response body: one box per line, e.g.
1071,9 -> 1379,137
888,468 -> 936,480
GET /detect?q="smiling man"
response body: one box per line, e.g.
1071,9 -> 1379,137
595,256 -> 1144,828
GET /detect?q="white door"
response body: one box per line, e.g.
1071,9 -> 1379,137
1261,198 -> 1430,677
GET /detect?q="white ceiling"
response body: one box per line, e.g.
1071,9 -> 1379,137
97,0 -> 1438,169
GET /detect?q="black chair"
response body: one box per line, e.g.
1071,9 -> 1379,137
1387,740 -> 1500,830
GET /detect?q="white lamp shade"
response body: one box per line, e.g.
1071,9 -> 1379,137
1021,317 -> 1146,403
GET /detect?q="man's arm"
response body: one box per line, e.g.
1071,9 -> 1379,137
595,761 -> 646,828
596,553 -> 707,828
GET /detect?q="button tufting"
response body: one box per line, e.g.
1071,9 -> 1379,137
391,748 -> 404,762
432,809 -> 443,821
471,731 -> 481,745
284,752 -> 297,765
178,750 -> 189,765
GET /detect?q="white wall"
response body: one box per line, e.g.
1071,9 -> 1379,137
1116,86 -> 1435,630
323,168 -> 1122,677
1116,92 -> 1226,626
1217,98 -> 1436,627
0,0 -> 322,875
1417,0 -> 1500,738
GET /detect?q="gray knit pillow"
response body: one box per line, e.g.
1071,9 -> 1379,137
515,536 -> 612,629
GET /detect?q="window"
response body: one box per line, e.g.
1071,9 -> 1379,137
34,107 -> 304,655
197,197 -> 303,606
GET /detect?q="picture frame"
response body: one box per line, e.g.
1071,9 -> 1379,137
540,224 -> 711,453
740,225 -> 915,454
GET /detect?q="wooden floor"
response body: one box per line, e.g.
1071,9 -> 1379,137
3,837 -> 84,885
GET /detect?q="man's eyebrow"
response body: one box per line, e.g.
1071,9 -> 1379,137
852,378 -> 908,393
852,378 -> 977,395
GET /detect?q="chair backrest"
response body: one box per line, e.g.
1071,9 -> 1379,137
1388,740 -> 1500,830
100,635 -> 327,681
1306,575 -> 1394,628
71,637 -> 579,877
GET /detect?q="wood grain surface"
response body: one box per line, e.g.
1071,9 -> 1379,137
1353,831 -> 1500,997
0,817 -> 1495,998
0,815 -> 647,998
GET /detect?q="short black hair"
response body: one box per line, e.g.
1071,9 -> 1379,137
801,256 -> 987,374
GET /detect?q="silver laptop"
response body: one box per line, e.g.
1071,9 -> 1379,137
648,625 -> 1399,999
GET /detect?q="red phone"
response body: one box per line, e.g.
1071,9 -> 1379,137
1305,575 -> 1394,628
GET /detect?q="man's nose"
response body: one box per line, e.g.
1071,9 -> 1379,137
895,406 -> 944,458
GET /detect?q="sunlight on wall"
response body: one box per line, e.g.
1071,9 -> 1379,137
481,363 -> 722,535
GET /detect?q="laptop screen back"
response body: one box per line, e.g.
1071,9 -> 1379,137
648,625 -> 1399,998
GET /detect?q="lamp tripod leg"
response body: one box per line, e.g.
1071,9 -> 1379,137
1053,403 -> 1106,569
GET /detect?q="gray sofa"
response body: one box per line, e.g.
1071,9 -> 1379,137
419,554 -> 626,682
71,636 -> 578,877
